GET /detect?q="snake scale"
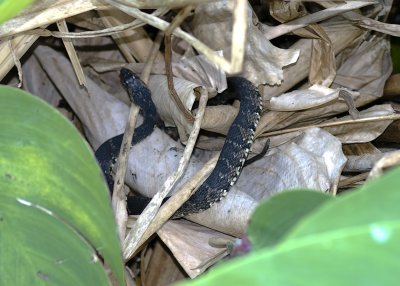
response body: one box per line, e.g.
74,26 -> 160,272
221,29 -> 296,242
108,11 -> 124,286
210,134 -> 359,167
95,68 -> 262,218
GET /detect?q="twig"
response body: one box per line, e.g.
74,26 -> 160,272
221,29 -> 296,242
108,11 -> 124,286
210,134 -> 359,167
56,20 -> 86,86
8,39 -> 23,88
112,31 -> 164,241
123,87 -> 210,261
164,5 -> 195,123
338,172 -> 369,188
107,0 -> 214,9
367,151 -> 400,181
8,8 -> 169,40
260,114 -> 400,137
264,1 -> 374,40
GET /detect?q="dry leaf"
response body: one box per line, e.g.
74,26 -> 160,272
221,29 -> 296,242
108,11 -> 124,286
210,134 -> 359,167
34,45 -> 129,149
157,220 -> 234,278
147,75 -> 198,142
324,104 -> 395,143
268,85 -> 357,112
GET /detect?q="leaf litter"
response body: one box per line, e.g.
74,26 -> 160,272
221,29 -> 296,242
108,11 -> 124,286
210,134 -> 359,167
0,0 -> 399,282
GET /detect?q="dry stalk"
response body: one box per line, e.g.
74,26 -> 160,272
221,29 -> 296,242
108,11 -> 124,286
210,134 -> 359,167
261,114 -> 400,138
164,5 -> 196,123
56,20 -> 86,86
123,87 -> 210,261
0,35 -> 38,81
367,151 -> 400,181
8,39 -> 23,87
112,31 -> 164,241
265,1 -> 375,40
11,8 -> 169,40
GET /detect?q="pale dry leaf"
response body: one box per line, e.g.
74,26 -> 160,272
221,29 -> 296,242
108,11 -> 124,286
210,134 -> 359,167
34,45 -> 129,149
190,0 -> 299,85
22,55 -> 62,106
187,128 -> 346,235
124,128 -> 216,199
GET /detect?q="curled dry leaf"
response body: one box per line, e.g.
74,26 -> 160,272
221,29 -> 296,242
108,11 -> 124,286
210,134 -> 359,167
190,0 -> 299,85
172,52 -> 227,93
157,220 -> 234,278
147,75 -> 199,142
199,105 -> 239,135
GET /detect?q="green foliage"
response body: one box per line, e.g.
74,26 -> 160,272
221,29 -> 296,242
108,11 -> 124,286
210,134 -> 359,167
181,168 -> 400,286
248,190 -> 333,250
391,37 -> 400,74
0,0 -> 33,24
0,86 -> 124,285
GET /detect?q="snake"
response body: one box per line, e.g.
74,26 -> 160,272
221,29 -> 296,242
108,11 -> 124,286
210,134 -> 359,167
95,68 -> 262,218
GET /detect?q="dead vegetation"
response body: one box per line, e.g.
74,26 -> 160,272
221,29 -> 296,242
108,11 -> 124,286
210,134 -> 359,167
1,0 -> 400,284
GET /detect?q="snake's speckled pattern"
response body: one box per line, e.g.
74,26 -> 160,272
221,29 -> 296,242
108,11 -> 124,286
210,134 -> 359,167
95,68 -> 262,218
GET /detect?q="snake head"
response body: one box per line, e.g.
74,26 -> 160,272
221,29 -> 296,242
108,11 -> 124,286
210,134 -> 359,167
119,68 -> 152,107
120,68 -> 141,90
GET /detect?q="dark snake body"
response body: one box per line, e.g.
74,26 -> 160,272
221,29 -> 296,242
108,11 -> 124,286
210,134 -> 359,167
95,68 -> 262,218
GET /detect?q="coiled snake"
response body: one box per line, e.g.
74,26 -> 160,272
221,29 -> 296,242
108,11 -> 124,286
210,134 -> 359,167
95,68 -> 262,218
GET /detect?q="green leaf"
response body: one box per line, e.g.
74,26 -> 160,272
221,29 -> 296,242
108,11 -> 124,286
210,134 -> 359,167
0,86 -> 124,285
248,190 -> 333,250
391,37 -> 400,74
180,167 -> 400,286
0,0 -> 33,24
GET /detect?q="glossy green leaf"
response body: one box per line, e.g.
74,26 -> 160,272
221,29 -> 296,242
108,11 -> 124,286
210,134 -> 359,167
0,86 -> 124,285
248,190 -> 333,250
180,167 -> 400,286
0,0 -> 33,24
